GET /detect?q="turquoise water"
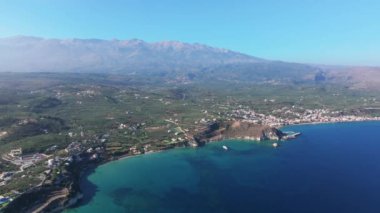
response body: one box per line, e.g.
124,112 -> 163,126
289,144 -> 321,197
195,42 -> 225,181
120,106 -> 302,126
67,122 -> 380,213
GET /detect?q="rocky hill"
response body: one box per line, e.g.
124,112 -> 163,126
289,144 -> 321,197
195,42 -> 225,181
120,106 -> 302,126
194,121 -> 285,145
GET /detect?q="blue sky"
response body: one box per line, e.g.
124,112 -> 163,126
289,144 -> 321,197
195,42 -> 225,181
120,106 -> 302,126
0,0 -> 379,66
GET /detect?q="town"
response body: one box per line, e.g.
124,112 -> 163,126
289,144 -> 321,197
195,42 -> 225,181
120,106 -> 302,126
2,102 -> 380,210
0,72 -> 380,212
228,106 -> 380,127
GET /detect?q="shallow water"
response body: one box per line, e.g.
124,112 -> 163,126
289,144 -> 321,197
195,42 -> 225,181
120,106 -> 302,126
67,122 -> 380,213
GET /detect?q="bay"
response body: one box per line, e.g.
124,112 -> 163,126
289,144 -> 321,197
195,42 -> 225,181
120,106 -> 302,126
67,121 -> 380,213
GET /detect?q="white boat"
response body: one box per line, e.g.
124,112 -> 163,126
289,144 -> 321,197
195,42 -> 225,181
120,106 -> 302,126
222,145 -> 229,150
272,143 -> 279,148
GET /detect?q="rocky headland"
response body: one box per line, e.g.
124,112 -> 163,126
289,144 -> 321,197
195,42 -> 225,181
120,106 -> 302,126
193,120 -> 286,146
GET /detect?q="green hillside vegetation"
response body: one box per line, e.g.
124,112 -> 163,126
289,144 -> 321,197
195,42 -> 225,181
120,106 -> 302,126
0,72 -> 379,195
0,72 -> 379,158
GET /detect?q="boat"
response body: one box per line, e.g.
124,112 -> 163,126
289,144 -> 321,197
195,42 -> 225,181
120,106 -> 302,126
222,145 -> 229,150
272,143 -> 279,148
282,131 -> 301,140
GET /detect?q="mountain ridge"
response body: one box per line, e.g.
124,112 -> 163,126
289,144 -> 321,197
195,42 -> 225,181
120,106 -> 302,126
1,36 -> 380,90
0,36 -> 265,73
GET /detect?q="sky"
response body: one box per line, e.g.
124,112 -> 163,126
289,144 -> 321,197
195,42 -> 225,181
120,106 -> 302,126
0,0 -> 379,66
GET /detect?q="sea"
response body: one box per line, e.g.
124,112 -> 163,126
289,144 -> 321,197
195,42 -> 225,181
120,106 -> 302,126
67,121 -> 380,213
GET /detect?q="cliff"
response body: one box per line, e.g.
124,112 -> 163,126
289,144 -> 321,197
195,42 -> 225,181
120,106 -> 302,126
193,121 -> 285,146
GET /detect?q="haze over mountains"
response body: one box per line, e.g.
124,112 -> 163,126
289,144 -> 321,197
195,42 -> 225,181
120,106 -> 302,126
0,36 -> 379,89
0,36 -> 264,73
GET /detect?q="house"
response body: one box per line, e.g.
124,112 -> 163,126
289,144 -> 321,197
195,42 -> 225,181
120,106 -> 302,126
0,131 -> 7,138
9,148 -> 22,158
47,159 -> 55,168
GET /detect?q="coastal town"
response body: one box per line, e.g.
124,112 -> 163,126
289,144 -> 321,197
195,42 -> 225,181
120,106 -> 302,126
228,106 -> 380,127
1,100 -> 380,211
0,71 -> 379,212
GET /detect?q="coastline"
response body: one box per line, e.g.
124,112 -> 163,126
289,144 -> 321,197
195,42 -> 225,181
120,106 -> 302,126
67,121 -> 380,213
93,119 -> 380,168
63,119 -> 380,212
280,118 -> 380,128
116,149 -> 166,161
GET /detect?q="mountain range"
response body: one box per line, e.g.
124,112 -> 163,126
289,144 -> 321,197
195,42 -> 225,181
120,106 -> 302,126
0,36 -> 379,89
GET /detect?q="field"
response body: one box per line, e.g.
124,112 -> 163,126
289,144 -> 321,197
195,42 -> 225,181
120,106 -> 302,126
0,72 -> 380,194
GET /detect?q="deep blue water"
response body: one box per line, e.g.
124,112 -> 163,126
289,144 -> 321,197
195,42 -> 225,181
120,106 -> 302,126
67,122 -> 380,213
